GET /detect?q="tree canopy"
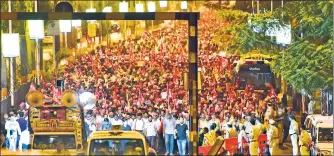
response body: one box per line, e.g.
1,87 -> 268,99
214,1 -> 333,95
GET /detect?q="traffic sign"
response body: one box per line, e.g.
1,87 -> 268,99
47,21 -> 60,36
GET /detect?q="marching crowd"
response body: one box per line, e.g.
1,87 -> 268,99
41,10 -> 225,155
0,8 -> 311,156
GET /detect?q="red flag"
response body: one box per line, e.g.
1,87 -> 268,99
138,89 -> 144,104
235,76 -> 240,88
244,84 -> 249,95
269,84 -> 276,97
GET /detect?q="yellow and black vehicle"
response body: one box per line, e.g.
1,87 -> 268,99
85,125 -> 156,156
234,54 -> 276,92
25,90 -> 84,155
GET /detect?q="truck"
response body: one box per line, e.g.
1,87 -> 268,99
26,90 -> 84,155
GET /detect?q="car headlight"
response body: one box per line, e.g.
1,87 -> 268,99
321,150 -> 332,156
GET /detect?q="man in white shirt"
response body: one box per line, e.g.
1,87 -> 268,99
5,115 -> 21,152
289,115 -> 299,155
132,113 -> 145,136
144,115 -> 158,149
111,115 -> 123,125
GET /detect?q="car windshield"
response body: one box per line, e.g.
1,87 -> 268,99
33,134 -> 76,149
318,128 -> 333,142
89,139 -> 144,155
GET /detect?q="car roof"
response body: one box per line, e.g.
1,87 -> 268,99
88,131 -> 146,140
316,122 -> 333,128
311,115 -> 333,124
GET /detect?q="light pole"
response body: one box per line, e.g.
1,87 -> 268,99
119,1 -> 128,39
9,0 -> 15,106
148,2 -> 156,32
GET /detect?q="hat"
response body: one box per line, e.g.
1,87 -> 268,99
269,119 -> 275,125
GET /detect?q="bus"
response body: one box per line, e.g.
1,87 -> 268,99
234,56 -> 276,91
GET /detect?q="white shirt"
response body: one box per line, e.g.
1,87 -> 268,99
145,121 -> 158,136
5,120 -> 21,138
132,119 -> 145,131
96,115 -> 104,124
154,119 -> 161,131
289,120 -> 299,135
238,130 -> 247,147
128,118 -> 134,127
19,130 -> 30,149
112,119 -> 123,125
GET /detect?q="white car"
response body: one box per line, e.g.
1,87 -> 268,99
304,114 -> 333,135
310,121 -> 333,156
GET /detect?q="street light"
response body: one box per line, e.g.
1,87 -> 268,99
119,1 -> 129,39
59,20 -> 72,48
28,20 -> 44,86
135,4 -> 144,12
148,2 -> 156,31
160,0 -> 167,8
147,2 -> 156,12
103,6 -> 112,13
119,1 -> 128,12
1,33 -> 20,105
181,1 -> 187,11
103,6 -> 112,46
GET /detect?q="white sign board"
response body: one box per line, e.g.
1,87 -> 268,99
59,20 -> 72,33
29,20 -> 44,39
1,33 -> 20,57
47,20 -> 60,36
276,24 -> 291,45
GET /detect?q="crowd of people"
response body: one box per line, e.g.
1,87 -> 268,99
1,8 -> 303,156
41,10 -> 226,155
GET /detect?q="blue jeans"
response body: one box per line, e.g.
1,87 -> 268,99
164,134 -> 174,154
177,139 -> 187,156
147,136 -> 155,148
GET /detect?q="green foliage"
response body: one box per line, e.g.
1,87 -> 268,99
215,1 -> 333,94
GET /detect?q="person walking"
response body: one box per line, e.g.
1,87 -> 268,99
163,113 -> 176,155
16,112 -> 27,149
144,115 -> 158,149
249,118 -> 260,155
175,117 -> 188,156
224,122 -> 237,139
289,114 -> 299,156
132,113 -> 145,136
267,119 -> 279,155
5,114 -> 21,152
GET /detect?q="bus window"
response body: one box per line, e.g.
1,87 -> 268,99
235,63 -> 275,90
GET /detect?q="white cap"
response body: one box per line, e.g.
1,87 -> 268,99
269,119 -> 275,125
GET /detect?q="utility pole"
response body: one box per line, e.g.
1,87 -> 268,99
34,0 -> 41,88
9,0 -> 15,107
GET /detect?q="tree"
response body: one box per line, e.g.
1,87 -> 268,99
214,1 -> 333,95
